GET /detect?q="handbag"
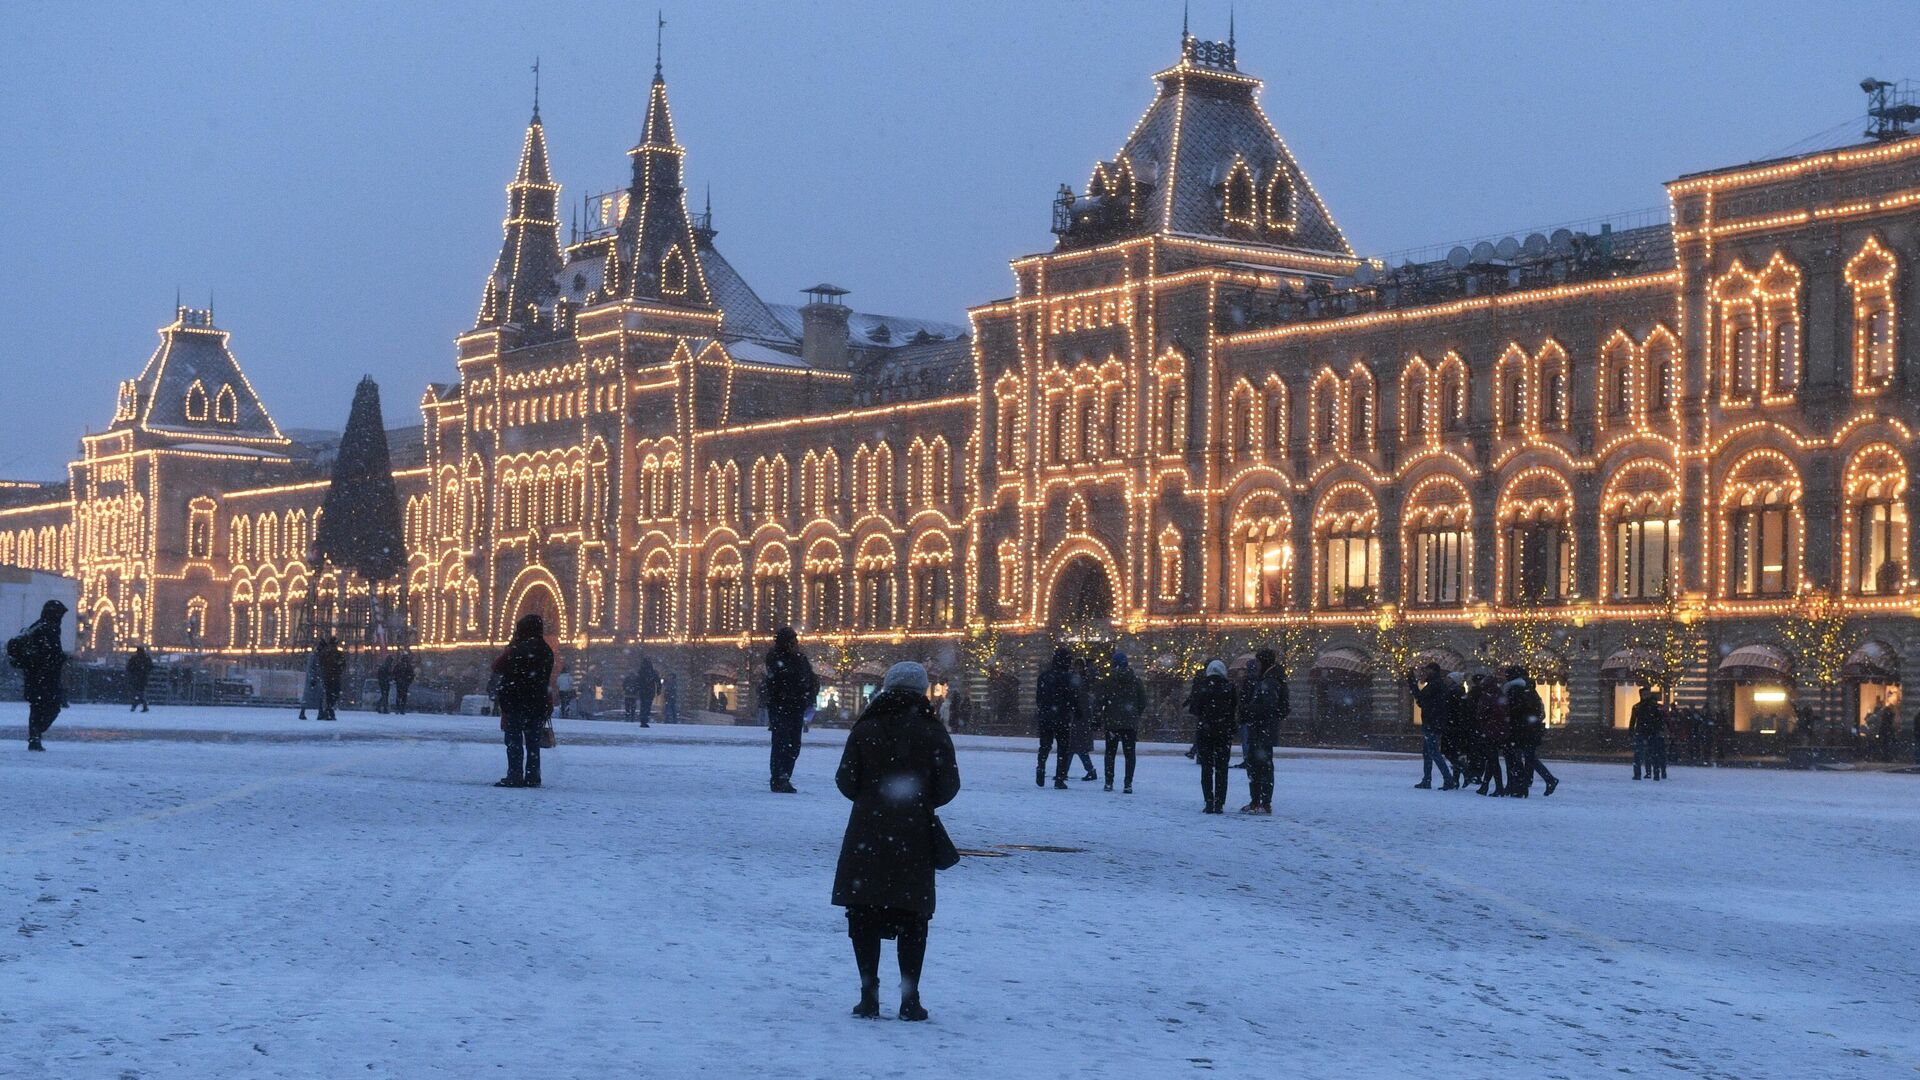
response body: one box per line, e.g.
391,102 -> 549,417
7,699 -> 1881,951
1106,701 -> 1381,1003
929,814 -> 960,871
541,720 -> 557,749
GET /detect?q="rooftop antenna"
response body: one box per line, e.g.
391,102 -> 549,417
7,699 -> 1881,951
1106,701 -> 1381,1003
1863,77 -> 1920,142
655,11 -> 666,79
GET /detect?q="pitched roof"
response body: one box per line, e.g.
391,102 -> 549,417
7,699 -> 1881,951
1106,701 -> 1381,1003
122,309 -> 290,449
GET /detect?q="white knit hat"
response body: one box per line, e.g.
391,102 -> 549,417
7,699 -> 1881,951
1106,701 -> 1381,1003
882,661 -> 930,694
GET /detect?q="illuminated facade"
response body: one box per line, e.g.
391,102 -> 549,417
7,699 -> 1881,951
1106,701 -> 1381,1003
3,32 -> 1918,734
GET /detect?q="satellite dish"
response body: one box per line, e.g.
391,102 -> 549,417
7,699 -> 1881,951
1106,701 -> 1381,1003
1523,233 -> 1549,257
1494,236 -> 1520,260
1446,246 -> 1471,270
1354,263 -> 1376,285
1549,228 -> 1575,254
1470,241 -> 1496,264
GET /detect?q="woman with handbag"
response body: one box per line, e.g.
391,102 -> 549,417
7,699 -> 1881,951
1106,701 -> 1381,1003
831,661 -> 961,1022
491,613 -> 554,788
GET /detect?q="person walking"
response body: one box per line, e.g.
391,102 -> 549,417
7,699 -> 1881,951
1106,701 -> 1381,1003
626,651 -> 660,726
1408,662 -> 1459,790
1629,686 -> 1661,781
297,641 -> 322,720
831,661 -> 961,1022
1238,649 -> 1286,814
7,599 -> 69,752
1068,656 -> 1099,782
1188,660 -> 1238,813
125,644 -> 154,713
663,672 -> 680,724
392,646 -> 415,715
1094,651 -> 1147,793
555,661 -> 577,719
1873,701 -> 1896,763
761,626 -> 818,794
1033,647 -> 1080,789
1503,665 -> 1558,797
1649,695 -> 1671,780
315,635 -> 346,721
1468,673 -> 1508,796
491,613 -> 553,788
374,652 -> 394,714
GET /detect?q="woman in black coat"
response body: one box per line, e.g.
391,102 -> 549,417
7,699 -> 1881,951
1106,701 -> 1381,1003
1188,660 -> 1239,814
492,613 -> 554,788
831,661 -> 961,1022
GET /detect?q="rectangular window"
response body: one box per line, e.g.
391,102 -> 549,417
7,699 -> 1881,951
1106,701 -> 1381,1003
1505,524 -> 1571,603
1858,501 -> 1905,594
1321,534 -> 1378,608
1413,528 -> 1464,605
1735,506 -> 1791,597
1614,517 -> 1674,600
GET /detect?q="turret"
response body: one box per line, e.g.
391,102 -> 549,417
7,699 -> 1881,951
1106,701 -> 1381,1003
475,93 -> 564,328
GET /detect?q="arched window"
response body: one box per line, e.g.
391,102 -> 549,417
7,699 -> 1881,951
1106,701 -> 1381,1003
753,545 -> 792,634
188,498 -> 214,560
1156,352 -> 1187,453
1314,483 -> 1379,610
1264,169 -> 1295,232
909,532 -> 953,628
1262,376 -> 1287,456
184,380 -> 209,422
1496,347 -> 1528,434
804,540 -> 844,631
856,536 -> 896,630
1310,369 -> 1340,452
995,377 -> 1023,472
1233,495 -> 1292,612
1347,364 -> 1376,451
1401,360 -> 1431,446
1437,355 -> 1468,436
996,539 -> 1022,613
1604,462 -> 1680,601
1601,333 -> 1634,421
1844,444 -> 1908,596
706,548 -> 744,636
1404,476 -> 1472,607
1229,380 -> 1257,460
214,384 -> 238,423
1721,451 -> 1802,599
661,247 -> 689,296
1156,524 -> 1183,602
1847,237 -> 1899,395
1536,343 -> 1569,432
1498,470 -> 1574,604
1223,159 -> 1257,227
1644,327 -> 1677,417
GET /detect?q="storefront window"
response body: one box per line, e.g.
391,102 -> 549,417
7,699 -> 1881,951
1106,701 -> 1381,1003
1856,500 -> 1905,594
1733,496 -> 1791,597
1412,527 -> 1464,606
1320,532 -> 1378,609
1615,516 -> 1675,600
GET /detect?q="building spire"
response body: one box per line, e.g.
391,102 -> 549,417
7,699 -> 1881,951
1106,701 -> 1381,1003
1229,6 -> 1235,47
654,10 -> 666,82
477,105 -> 563,327
531,56 -> 541,121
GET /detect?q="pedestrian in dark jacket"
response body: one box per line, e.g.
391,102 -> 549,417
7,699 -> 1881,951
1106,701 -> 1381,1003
492,613 -> 554,787
1467,674 -> 1508,795
1189,660 -> 1239,813
761,626 -> 818,793
315,635 -> 346,721
374,652 -> 394,714
625,652 -> 660,725
1408,662 -> 1459,790
1033,647 -> 1081,789
832,661 -> 961,1022
1068,656 -> 1099,781
125,644 -> 154,713
1503,666 -> 1558,797
1094,651 -> 1148,793
1238,649 -> 1287,813
9,599 -> 68,751
1629,687 -> 1662,781
391,647 -> 415,714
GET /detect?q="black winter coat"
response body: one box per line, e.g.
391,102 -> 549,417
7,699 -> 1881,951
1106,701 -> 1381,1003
494,634 -> 555,728
761,647 -> 818,718
1093,669 -> 1148,731
1034,662 -> 1081,733
1409,672 -> 1459,734
125,648 -> 153,684
11,614 -> 66,704
831,688 -> 961,916
1629,699 -> 1665,738
1188,674 -> 1239,744
1241,667 -> 1289,745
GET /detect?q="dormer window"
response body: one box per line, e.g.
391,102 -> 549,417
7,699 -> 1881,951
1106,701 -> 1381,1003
184,380 -> 209,422
661,248 -> 688,296
214,384 -> 238,423
1223,160 -> 1257,227
1265,169 -> 1295,233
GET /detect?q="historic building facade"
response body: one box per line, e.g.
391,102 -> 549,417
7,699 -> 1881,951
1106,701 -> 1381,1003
4,32 -> 1919,736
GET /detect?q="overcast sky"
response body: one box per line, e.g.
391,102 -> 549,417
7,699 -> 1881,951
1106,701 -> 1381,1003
2,1 -> 1914,478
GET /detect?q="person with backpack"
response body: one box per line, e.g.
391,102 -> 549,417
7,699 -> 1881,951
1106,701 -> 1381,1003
1238,649 -> 1287,814
1188,660 -> 1239,814
125,644 -> 154,713
761,626 -> 818,794
491,613 -> 554,788
832,661 -> 961,1022
1033,647 -> 1081,790
1503,665 -> 1558,797
9,599 -> 68,752
1094,651 -> 1147,793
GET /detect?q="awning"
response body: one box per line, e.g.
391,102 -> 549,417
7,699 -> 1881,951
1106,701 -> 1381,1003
1311,647 -> 1370,675
1843,640 -> 1899,681
1412,646 -> 1466,672
1718,644 -> 1792,677
1600,647 -> 1657,676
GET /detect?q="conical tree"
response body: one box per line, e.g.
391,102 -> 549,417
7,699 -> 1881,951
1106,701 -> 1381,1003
315,377 -> 407,583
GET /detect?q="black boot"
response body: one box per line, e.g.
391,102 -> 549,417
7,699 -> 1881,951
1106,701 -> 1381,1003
1035,767 -> 1045,788
27,737 -> 44,752
897,925 -> 928,1021
852,932 -> 882,1019
1053,777 -> 1068,790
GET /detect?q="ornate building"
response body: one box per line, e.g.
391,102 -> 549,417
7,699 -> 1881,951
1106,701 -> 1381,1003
4,31 -> 1918,737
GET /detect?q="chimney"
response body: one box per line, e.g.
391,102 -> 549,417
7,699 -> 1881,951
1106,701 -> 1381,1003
800,283 -> 852,371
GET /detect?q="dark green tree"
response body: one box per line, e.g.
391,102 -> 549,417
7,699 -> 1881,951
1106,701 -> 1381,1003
315,377 -> 406,583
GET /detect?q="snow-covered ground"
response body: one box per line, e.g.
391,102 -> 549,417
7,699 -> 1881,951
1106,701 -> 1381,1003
3,703 -> 1916,1079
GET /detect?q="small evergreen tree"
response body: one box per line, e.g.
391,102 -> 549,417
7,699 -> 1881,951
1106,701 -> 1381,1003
315,377 -> 406,583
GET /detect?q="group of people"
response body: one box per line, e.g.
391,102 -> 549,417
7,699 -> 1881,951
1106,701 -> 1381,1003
1181,650 -> 1289,813
1405,662 -> 1560,798
371,647 -> 417,715
1034,647 -> 1149,794
296,636 -> 347,721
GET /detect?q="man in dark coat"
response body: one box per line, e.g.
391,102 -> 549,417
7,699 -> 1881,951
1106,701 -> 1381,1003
1033,647 -> 1080,789
315,635 -> 346,721
1094,651 -> 1148,793
9,599 -> 68,751
1629,685 -> 1662,780
625,652 -> 660,726
374,652 -> 394,714
1239,649 -> 1287,813
492,613 -> 554,787
1188,660 -> 1239,813
1407,662 -> 1459,790
125,644 -> 154,713
391,647 -> 415,714
832,661 -> 960,1022
1068,656 -> 1099,781
761,626 -> 818,793
1503,665 -> 1558,797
